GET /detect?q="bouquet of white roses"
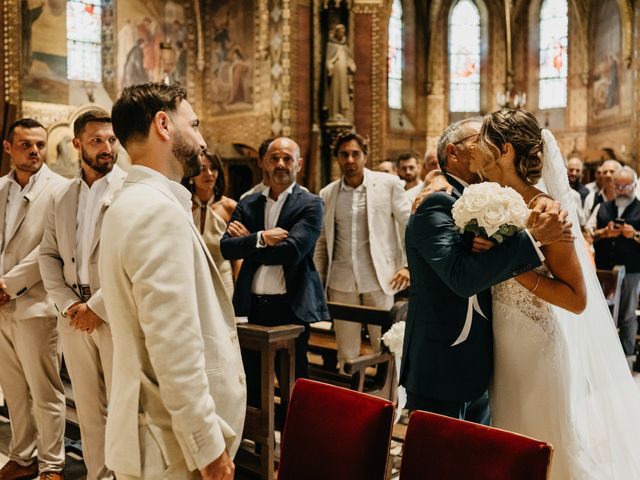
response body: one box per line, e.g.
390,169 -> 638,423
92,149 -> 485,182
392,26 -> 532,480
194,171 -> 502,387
451,182 -> 530,243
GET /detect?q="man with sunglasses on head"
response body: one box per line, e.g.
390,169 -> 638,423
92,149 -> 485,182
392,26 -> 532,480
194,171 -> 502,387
592,166 -> 640,358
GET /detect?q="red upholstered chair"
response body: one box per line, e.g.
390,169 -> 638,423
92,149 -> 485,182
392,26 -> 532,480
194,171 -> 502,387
277,378 -> 395,480
400,410 -> 553,480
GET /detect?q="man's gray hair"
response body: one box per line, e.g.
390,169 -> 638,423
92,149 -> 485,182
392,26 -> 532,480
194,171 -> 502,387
616,165 -> 638,183
436,116 -> 483,169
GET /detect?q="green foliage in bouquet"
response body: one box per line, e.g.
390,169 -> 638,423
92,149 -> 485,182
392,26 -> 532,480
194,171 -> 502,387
461,219 -> 522,243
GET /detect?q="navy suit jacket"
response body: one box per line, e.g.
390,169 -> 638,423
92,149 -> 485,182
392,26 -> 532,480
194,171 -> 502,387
400,176 -> 542,402
220,184 -> 329,323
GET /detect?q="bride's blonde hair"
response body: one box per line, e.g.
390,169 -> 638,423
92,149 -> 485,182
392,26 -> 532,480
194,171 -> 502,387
476,109 -> 544,185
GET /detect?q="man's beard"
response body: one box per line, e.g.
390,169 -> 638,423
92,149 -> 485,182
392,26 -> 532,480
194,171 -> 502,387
172,131 -> 202,178
82,151 -> 115,175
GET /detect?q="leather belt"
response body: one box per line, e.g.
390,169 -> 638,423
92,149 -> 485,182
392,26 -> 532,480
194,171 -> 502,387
251,294 -> 289,306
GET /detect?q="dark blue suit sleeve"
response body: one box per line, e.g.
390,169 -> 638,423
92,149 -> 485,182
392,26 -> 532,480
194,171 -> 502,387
413,192 -> 542,297
220,200 -> 260,260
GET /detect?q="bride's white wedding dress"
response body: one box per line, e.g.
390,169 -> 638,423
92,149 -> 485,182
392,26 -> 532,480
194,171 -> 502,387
488,130 -> 640,479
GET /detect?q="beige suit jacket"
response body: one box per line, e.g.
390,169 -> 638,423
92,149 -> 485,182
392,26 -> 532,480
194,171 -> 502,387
99,166 -> 246,477
39,165 -> 127,323
314,168 -> 411,296
0,164 -> 69,320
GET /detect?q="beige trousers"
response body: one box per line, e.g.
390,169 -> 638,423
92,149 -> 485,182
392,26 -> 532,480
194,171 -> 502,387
116,425 -> 198,480
60,320 -> 114,480
327,288 -> 394,368
0,309 -> 65,472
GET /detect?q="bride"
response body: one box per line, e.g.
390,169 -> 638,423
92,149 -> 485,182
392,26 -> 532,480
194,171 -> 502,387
470,109 -> 640,479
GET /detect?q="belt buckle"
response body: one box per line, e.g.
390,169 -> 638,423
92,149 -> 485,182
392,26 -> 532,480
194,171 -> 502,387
79,285 -> 92,298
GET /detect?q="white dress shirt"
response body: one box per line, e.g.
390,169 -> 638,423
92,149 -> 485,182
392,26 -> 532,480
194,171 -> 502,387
328,177 -> 380,293
76,169 -> 117,285
406,180 -> 425,203
1,166 -> 45,274
251,182 -> 296,295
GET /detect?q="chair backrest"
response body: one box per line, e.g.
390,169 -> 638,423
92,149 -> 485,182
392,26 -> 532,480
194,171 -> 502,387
400,410 -> 553,480
277,378 -> 395,480
596,265 -> 626,325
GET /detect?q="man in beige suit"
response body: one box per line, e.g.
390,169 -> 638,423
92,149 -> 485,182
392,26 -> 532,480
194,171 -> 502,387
0,119 -> 69,480
101,83 -> 246,480
314,132 -> 411,370
39,109 -> 127,480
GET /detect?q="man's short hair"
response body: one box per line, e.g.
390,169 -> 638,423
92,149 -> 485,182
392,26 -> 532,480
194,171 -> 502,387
73,108 -> 112,138
436,116 -> 483,170
6,118 -> 46,143
258,137 -> 275,161
396,151 -> 419,166
333,132 -> 368,157
616,166 -> 638,183
111,82 -> 187,148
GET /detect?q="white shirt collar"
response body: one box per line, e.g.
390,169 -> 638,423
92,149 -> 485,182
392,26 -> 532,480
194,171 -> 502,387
75,165 -> 118,187
447,173 -> 470,188
8,163 -> 47,193
262,181 -> 296,202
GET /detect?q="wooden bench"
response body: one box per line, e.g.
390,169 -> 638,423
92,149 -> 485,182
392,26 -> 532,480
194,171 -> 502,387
307,301 -> 405,401
235,323 -> 304,480
596,265 -> 625,325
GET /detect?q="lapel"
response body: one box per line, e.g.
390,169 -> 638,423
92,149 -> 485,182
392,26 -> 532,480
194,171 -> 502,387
88,167 -> 127,258
250,193 -> 267,231
5,166 -> 51,246
325,180 -> 340,257
276,184 -> 300,228
0,179 -> 9,246
445,173 -> 465,200
363,169 -> 376,229
64,180 -> 81,254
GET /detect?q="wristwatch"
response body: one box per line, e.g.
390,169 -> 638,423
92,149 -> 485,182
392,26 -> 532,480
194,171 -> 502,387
634,231 -> 640,241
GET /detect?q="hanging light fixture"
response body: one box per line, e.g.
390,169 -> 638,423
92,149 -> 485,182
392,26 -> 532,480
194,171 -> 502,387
496,0 -> 527,109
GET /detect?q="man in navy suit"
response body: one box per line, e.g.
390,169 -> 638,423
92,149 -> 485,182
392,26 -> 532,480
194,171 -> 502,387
400,118 -> 569,424
221,137 -> 329,405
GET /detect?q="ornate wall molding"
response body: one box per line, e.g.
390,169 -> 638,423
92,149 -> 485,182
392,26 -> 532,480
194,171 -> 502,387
3,0 -> 20,106
269,0 -> 292,137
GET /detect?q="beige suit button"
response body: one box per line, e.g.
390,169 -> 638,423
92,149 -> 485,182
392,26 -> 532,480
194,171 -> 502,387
239,375 -> 245,385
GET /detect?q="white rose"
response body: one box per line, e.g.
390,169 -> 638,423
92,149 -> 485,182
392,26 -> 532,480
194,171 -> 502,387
480,205 -> 509,236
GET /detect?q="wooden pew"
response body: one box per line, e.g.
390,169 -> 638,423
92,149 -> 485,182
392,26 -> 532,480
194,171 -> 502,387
235,323 -> 304,480
307,300 -> 404,402
596,265 -> 625,325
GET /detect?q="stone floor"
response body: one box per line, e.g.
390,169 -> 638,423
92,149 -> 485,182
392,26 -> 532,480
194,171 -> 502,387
1,371 -> 639,479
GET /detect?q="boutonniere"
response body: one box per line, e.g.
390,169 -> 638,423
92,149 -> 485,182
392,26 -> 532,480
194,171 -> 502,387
102,197 -> 112,207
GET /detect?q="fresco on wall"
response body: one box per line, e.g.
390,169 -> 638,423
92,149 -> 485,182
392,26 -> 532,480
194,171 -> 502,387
22,0 -> 69,104
209,0 -> 254,114
590,0 -> 629,121
117,0 -> 188,92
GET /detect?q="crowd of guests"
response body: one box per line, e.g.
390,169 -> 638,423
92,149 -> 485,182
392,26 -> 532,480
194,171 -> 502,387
0,80 -> 636,480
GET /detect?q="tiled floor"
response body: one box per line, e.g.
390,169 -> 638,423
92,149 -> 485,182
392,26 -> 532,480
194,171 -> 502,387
2,372 -> 640,479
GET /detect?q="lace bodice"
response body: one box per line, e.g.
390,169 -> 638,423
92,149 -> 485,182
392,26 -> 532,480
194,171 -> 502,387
492,266 -> 557,340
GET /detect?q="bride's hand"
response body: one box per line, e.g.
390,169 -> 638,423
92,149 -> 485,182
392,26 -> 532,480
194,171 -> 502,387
472,236 -> 495,253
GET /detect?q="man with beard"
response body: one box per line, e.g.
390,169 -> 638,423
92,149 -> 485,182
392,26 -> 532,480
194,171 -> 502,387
100,83 -> 245,480
221,137 -> 329,406
0,119 -> 68,480
39,108 -> 126,480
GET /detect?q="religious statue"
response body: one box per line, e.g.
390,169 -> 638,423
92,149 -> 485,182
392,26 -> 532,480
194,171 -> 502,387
324,24 -> 356,122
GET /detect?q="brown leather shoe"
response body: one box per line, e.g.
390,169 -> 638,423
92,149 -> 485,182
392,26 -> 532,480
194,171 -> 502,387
0,460 -> 38,480
39,474 -> 63,480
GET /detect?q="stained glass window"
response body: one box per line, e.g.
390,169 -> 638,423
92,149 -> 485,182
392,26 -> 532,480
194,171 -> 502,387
388,0 -> 403,109
538,0 -> 568,109
449,0 -> 481,112
67,0 -> 102,82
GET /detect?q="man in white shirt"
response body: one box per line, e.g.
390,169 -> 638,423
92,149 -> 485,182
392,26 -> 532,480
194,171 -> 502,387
100,83 -> 245,480
221,137 -> 328,406
39,109 -> 126,480
314,132 -> 411,370
584,159 -> 622,229
0,119 -> 68,480
397,152 -> 424,201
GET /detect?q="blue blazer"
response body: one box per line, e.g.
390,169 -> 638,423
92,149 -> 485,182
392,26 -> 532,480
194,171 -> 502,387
220,184 -> 330,323
400,175 -> 542,402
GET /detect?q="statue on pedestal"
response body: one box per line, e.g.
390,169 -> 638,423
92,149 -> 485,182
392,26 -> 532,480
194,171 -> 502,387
324,24 -> 355,122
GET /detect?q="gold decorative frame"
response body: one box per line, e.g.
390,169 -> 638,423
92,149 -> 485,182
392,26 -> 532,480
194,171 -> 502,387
3,0 -> 20,106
